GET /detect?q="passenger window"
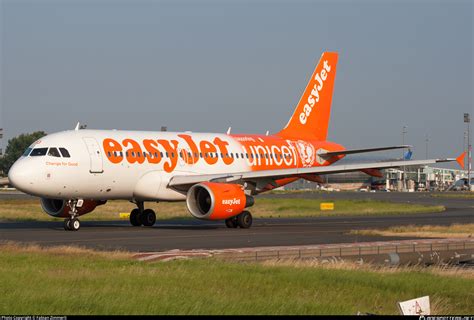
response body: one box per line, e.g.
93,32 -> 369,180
22,148 -> 32,157
47,148 -> 61,157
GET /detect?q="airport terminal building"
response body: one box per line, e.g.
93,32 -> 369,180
285,165 -> 467,192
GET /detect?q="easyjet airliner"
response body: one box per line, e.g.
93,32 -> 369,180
8,52 -> 460,231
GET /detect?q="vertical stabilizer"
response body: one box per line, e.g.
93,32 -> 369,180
278,52 -> 338,140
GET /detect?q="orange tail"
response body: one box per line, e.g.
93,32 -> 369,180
278,52 -> 338,140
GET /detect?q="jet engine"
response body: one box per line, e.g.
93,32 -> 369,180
40,198 -> 106,218
186,182 -> 254,220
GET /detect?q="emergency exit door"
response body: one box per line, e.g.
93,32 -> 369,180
82,137 -> 104,173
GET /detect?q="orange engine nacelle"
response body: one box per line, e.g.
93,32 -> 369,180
186,182 -> 254,220
40,198 -> 106,218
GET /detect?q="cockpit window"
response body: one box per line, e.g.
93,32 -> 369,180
48,148 -> 61,157
30,148 -> 48,156
59,148 -> 71,158
22,148 -> 32,157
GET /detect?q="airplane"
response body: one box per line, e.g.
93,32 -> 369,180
8,52 -> 461,231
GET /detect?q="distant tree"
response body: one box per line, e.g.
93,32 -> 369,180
0,131 -> 47,176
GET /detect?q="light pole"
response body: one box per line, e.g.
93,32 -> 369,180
464,130 -> 468,178
464,113 -> 471,186
425,134 -> 429,159
402,125 -> 408,191
464,131 -> 468,156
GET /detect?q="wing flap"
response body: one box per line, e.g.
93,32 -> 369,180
168,158 -> 454,189
320,145 -> 412,158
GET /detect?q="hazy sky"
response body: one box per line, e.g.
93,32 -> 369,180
1,0 -> 472,164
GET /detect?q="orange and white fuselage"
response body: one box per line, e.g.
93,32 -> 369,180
12,130 -> 344,201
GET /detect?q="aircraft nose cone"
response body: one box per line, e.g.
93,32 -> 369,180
8,160 -> 35,194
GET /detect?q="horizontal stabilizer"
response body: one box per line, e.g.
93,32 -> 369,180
456,151 -> 466,169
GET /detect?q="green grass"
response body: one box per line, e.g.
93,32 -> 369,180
267,189 -> 332,194
351,223 -> 474,238
0,198 -> 445,222
431,192 -> 474,199
254,198 -> 444,218
0,244 -> 471,315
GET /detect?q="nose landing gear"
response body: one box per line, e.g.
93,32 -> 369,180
64,217 -> 81,231
64,199 -> 81,231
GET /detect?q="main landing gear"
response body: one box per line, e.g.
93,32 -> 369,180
129,201 -> 156,227
225,211 -> 253,229
64,199 -> 81,231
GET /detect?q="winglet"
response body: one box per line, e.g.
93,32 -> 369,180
75,122 -> 80,131
456,151 -> 466,169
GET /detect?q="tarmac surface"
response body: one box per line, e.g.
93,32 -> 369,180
0,191 -> 472,252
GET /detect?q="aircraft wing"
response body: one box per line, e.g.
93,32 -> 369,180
319,145 -> 412,158
168,158 -> 454,191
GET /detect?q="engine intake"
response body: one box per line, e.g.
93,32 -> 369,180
186,182 -> 254,220
40,198 -> 106,217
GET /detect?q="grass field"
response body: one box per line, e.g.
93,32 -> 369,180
0,243 -> 472,315
431,192 -> 474,199
0,198 -> 445,221
351,223 -> 474,239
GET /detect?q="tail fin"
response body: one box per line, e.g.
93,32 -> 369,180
278,52 -> 338,140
